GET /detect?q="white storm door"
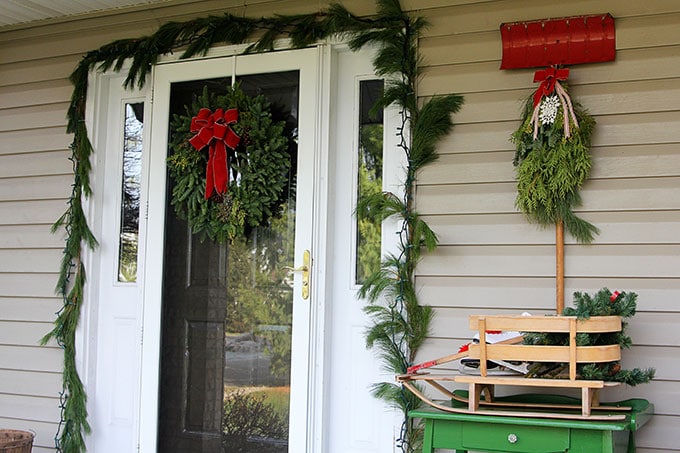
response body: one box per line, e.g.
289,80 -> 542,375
140,47 -> 323,453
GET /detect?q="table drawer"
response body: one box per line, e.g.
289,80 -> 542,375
462,423 -> 570,453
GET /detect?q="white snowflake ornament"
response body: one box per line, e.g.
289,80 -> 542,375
539,95 -> 561,125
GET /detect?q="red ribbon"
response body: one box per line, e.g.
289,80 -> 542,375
532,67 -> 570,108
610,291 -> 621,302
189,108 -> 240,199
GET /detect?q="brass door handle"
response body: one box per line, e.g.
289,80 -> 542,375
285,250 -> 310,299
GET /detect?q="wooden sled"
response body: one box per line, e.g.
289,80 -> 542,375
397,375 -> 627,421
400,314 -> 626,420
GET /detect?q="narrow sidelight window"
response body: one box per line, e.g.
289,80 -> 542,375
118,102 -> 143,282
355,80 -> 384,284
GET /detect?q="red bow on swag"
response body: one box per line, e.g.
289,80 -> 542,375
532,66 -> 569,108
189,108 -> 240,199
530,66 -> 579,139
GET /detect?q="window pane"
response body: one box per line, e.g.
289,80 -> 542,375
355,80 -> 384,284
118,102 -> 143,282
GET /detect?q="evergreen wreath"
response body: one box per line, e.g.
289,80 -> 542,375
511,72 -> 598,243
167,84 -> 290,242
524,288 -> 655,386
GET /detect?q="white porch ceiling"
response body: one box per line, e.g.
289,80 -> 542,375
0,0 -> 171,27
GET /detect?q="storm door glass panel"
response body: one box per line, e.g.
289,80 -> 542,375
355,80 -> 384,284
118,102 -> 143,282
158,72 -> 298,453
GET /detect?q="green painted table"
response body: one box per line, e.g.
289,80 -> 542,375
409,393 -> 653,453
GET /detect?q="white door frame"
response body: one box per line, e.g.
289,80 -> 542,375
82,42 -> 400,453
139,45 -> 329,453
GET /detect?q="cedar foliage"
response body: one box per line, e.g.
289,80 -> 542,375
511,86 -> 598,243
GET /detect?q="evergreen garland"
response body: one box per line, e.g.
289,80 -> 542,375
52,1 -> 459,451
524,288 -> 655,386
167,84 -> 290,242
511,83 -> 598,243
354,1 -> 463,451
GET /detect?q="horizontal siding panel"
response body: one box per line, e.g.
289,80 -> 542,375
422,0 -> 680,37
420,144 -> 680,185
0,200 -> 68,225
415,276 -> 680,312
0,418 -> 59,451
0,345 -> 62,372
0,249 -> 62,273
589,144 -> 680,179
0,274 -> 59,298
0,298 -> 62,322
447,79 -> 680,125
0,102 -> 68,132
0,150 -> 71,177
624,346 -> 678,382
436,112 -> 680,156
435,121 -> 515,153
0,127 -> 71,155
0,79 -> 72,108
416,178 -> 680,215
420,30 -> 501,66
419,46 -> 680,95
420,150 -> 514,184
416,182 -> 516,215
0,369 -> 61,398
636,415 -> 680,450
0,55 -> 79,87
418,244 -> 680,278
583,177 -> 680,211
0,27 -> 156,64
0,175 -> 72,201
0,321 -> 55,346
616,11 -> 680,49
592,111 -> 680,147
0,225 -> 64,248
0,394 -> 59,423
430,308 -> 680,347
426,211 -> 680,246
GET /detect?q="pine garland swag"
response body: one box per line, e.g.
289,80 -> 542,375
523,288 -> 655,386
511,82 -> 599,243
167,84 -> 291,242
355,1 -> 463,451
53,1 -> 460,452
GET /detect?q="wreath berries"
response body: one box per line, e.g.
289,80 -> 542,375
167,84 -> 291,242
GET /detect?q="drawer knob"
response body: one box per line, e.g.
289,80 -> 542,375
507,433 -> 518,444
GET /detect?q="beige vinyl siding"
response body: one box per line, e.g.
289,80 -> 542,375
413,1 -> 680,452
0,0 -> 678,451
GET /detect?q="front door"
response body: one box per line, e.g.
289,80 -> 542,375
141,48 -> 321,452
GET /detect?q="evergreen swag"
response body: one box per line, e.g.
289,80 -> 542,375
167,84 -> 290,242
50,1 -> 462,452
524,288 -> 655,386
511,82 -> 598,243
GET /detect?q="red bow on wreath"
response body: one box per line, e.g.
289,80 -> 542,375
189,107 -> 240,199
